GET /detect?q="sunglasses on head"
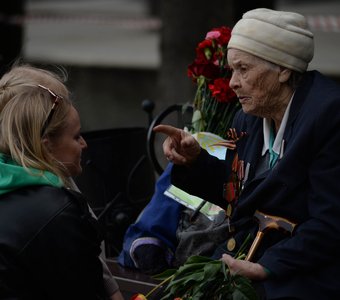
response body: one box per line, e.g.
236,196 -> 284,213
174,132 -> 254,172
37,84 -> 63,137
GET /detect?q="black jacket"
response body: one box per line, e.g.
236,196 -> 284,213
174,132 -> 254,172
0,185 -> 107,300
172,71 -> 340,299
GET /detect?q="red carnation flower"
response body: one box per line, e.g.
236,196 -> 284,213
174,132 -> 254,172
208,77 -> 237,103
187,61 -> 220,81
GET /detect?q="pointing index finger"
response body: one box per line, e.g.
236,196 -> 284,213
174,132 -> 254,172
153,125 -> 181,137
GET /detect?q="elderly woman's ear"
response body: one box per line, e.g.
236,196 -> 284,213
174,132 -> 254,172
278,68 -> 292,83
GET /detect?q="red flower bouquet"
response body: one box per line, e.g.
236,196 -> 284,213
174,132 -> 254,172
188,26 -> 240,139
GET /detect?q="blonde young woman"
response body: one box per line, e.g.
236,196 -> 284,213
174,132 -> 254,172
0,64 -> 124,300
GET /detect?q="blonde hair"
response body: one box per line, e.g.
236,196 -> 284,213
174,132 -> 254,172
0,64 -> 73,187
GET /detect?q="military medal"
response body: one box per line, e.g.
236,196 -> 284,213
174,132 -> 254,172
226,203 -> 232,217
222,128 -> 248,254
227,237 -> 236,251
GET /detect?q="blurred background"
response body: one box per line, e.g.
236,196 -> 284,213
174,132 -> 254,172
1,0 -> 339,131
1,0 -> 339,257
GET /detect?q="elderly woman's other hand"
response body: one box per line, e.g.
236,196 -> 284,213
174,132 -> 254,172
221,254 -> 268,281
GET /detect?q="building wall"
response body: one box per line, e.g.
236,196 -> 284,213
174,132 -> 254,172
65,66 -> 159,132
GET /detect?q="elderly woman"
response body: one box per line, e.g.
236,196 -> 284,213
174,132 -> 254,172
154,8 -> 340,300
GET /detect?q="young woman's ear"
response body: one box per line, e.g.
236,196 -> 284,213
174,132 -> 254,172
278,67 -> 292,83
42,137 -> 51,151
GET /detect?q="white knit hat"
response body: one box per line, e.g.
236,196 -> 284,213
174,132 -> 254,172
228,8 -> 314,72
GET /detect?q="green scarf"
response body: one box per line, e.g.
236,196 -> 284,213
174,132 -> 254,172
0,153 -> 63,196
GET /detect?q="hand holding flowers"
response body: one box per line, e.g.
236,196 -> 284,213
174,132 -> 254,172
130,235 -> 259,300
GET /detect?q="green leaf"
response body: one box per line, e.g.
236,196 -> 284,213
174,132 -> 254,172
159,255 -> 259,300
152,268 -> 177,280
202,261 -> 222,280
231,275 -> 259,300
175,262 -> 209,277
167,271 -> 205,290
195,276 -> 224,298
232,287 -> 259,300
192,109 -> 205,133
204,47 -> 212,60
185,255 -> 214,264
232,289 -> 251,300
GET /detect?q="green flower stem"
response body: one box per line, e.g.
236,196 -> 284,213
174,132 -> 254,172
206,99 -> 218,133
145,275 -> 174,299
234,233 -> 252,259
236,253 -> 246,260
194,76 -> 206,110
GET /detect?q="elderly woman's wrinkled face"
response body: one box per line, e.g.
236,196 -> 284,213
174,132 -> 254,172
227,49 -> 284,118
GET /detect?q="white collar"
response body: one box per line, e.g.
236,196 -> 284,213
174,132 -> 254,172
262,96 -> 293,156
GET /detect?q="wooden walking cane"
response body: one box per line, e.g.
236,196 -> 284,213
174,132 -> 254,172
245,210 -> 297,261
